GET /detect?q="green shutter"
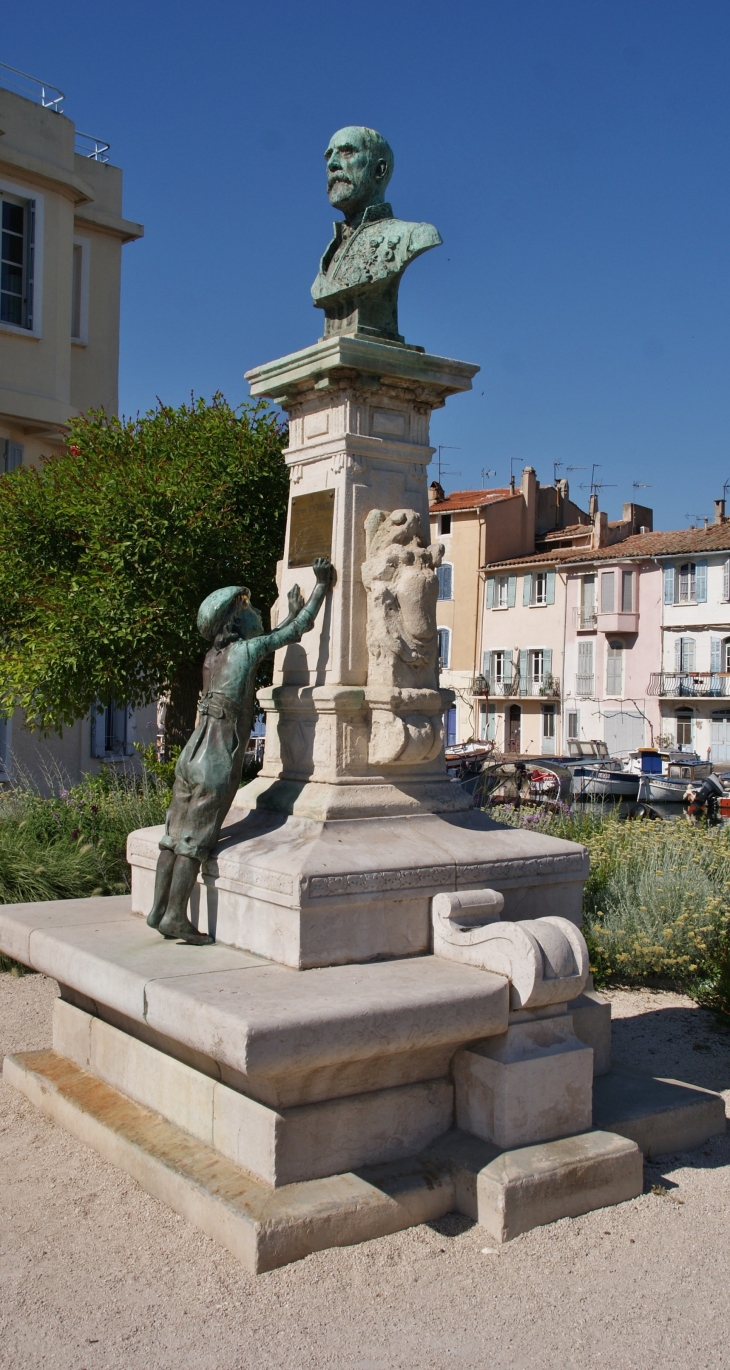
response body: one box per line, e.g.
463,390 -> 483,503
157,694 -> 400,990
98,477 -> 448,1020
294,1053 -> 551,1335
546,570 -> 555,605
485,577 -> 495,609
543,648 -> 553,680
519,649 -> 528,689
482,650 -> 492,680
523,573 -> 532,606
508,575 -> 517,607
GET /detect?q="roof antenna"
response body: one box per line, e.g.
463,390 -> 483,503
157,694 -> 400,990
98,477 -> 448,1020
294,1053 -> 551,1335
553,461 -> 563,484
509,456 -> 519,492
434,445 -> 461,484
481,468 -> 497,486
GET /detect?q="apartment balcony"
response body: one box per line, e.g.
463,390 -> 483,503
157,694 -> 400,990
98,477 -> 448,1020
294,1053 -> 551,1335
484,676 -> 561,700
597,611 -> 639,634
648,672 -> 730,698
573,607 -> 597,631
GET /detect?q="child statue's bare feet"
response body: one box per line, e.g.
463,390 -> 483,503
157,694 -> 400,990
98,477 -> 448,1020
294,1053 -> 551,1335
158,912 -> 213,945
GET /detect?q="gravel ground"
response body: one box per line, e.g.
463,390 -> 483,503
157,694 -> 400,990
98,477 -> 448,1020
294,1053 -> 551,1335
0,973 -> 729,1370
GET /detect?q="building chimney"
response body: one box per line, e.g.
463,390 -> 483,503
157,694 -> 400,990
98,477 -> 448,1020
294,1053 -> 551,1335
428,481 -> 445,506
715,498 -> 726,524
588,492 -> 598,519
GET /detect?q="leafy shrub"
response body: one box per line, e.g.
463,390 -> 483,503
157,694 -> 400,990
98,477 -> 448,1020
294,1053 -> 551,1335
491,805 -> 730,997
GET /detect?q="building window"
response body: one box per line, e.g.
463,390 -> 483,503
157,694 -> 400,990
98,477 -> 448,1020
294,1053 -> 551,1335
492,649 -> 507,685
600,571 -> 615,613
436,563 -> 453,600
576,640 -> 594,696
621,569 -> 634,612
91,700 -> 135,758
582,575 -> 595,610
439,513 -> 451,535
445,705 -> 457,748
71,236 -> 90,342
566,709 -> 580,740
542,706 -> 555,740
678,563 -> 696,603
676,708 -> 693,749
437,627 -> 451,669
3,439 -> 23,472
496,574 -> 509,608
606,640 -> 623,696
533,571 -> 547,606
1,194 -> 34,329
675,637 -> 696,673
530,649 -> 544,685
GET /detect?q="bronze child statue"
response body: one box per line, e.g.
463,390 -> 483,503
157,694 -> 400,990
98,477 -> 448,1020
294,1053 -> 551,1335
147,557 -> 333,944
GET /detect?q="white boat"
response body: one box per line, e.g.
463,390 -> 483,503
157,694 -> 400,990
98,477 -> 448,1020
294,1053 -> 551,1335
572,763 -> 640,800
626,748 -> 713,803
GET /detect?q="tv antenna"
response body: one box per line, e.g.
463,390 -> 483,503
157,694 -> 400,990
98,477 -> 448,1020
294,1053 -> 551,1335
553,461 -> 563,483
435,445 -> 461,484
632,483 -> 652,494
481,467 -> 497,486
684,512 -> 704,526
723,478 -> 730,501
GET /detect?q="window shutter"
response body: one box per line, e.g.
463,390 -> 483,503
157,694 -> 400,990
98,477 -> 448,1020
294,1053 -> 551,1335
90,704 -> 106,758
487,703 -> 497,741
508,575 -> 517,607
711,638 -> 722,673
724,560 -> 730,603
664,565 -> 675,604
675,638 -> 682,672
546,570 -> 555,605
683,638 -> 696,671
695,561 -> 707,603
4,442 -> 23,472
485,577 -> 495,609
482,650 -> 491,681
519,649 -> 528,686
543,648 -> 553,679
523,573 -> 532,606
436,564 -> 453,600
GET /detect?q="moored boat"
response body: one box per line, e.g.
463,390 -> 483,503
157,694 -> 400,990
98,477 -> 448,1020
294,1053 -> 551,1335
572,763 -> 641,800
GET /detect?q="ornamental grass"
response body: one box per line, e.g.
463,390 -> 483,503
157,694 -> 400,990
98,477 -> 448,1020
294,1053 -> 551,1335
491,805 -> 730,1009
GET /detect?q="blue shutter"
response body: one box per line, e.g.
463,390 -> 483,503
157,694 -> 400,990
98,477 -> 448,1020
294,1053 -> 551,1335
543,648 -> 553,680
664,565 -> 675,604
523,573 -> 532,606
711,638 -> 722,673
675,638 -> 682,672
485,577 -> 495,609
519,649 -> 528,689
724,560 -> 730,603
482,650 -> 491,680
508,575 -> 517,607
487,703 -> 497,741
546,570 -> 555,605
436,564 -> 453,600
695,561 -> 707,603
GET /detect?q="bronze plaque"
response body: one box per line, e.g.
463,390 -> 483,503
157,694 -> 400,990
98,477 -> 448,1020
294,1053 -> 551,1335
288,489 -> 335,568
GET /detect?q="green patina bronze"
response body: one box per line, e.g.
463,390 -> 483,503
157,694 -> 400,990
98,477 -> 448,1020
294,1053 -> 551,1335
148,558 -> 332,943
311,126 -> 442,344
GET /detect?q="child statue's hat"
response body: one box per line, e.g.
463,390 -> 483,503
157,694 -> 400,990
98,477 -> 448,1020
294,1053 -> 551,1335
197,585 -> 251,642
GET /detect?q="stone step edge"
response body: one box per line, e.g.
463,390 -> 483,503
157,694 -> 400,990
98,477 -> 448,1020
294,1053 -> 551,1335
3,1048 -> 454,1274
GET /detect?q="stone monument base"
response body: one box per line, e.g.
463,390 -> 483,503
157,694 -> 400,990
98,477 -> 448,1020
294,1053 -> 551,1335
1,894 -> 725,1272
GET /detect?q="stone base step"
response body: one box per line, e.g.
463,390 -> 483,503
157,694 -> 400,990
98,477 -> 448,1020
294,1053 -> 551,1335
3,1049 -> 453,1274
593,1066 -> 727,1157
5,1048 -> 644,1270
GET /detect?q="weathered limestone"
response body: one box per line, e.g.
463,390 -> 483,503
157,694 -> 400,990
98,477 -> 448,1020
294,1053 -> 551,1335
593,1065 -> 727,1156
432,891 -> 589,1008
53,999 -> 454,1186
435,1128 -> 644,1244
453,1010 -> 594,1149
568,979 -> 612,1076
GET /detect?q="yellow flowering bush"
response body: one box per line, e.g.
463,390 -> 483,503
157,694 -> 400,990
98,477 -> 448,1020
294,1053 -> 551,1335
491,807 -> 730,994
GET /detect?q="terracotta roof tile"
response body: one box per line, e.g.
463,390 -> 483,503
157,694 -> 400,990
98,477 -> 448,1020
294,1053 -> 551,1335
430,488 -> 515,513
483,523 -> 730,570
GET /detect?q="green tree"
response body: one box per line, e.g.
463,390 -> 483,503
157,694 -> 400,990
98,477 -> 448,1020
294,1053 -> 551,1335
0,395 -> 288,743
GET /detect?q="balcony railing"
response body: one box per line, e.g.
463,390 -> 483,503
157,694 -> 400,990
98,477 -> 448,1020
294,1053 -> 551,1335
575,674 -> 595,697
574,607 -> 597,630
74,132 -> 111,162
481,675 -> 561,699
648,672 -> 730,698
0,60 -> 65,110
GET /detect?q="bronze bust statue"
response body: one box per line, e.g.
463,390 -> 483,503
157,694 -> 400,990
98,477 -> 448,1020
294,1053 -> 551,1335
311,126 -> 442,344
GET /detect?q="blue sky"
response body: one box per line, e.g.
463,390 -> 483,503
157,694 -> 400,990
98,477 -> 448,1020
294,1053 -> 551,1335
6,1 -> 730,529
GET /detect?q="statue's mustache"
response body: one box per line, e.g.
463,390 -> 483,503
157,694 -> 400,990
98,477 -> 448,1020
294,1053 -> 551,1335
328,173 -> 353,187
